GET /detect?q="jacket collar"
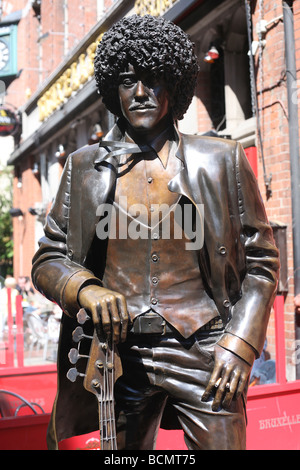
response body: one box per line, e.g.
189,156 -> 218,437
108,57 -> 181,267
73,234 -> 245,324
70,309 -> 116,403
94,119 -> 184,166
92,118 -> 192,204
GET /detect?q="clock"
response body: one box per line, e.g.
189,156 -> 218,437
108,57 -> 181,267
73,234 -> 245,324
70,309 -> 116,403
0,40 -> 10,71
0,24 -> 18,78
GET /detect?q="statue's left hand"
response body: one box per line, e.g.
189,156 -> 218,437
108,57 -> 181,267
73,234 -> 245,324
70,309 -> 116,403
201,344 -> 251,411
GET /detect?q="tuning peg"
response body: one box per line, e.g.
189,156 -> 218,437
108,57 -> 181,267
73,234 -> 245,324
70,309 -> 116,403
72,326 -> 93,343
68,348 -> 79,364
91,379 -> 101,389
77,308 -> 90,324
68,348 -> 90,364
95,359 -> 104,370
66,367 -> 86,383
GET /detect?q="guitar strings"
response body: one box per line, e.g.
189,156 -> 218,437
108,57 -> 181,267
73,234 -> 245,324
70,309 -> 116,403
99,340 -> 117,449
110,345 -> 117,449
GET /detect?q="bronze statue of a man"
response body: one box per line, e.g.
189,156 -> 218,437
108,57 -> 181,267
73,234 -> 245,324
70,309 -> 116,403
32,14 -> 279,450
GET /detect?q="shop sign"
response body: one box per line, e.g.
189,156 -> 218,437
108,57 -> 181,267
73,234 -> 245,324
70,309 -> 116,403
37,33 -> 103,122
135,0 -> 179,17
0,106 -> 19,136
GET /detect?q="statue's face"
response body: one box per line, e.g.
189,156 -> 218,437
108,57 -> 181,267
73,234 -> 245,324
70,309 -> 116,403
118,64 -> 170,136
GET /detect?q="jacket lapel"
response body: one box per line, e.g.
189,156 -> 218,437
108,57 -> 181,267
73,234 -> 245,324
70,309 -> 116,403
168,133 -> 205,245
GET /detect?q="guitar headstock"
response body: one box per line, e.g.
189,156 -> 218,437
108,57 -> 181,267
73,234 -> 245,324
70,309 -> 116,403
66,308 -> 122,398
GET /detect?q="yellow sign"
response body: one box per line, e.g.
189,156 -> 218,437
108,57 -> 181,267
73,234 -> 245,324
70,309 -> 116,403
37,34 -> 103,122
135,0 -> 178,16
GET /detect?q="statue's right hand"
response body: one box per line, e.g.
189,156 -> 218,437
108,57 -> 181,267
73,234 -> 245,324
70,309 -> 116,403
78,285 -> 129,343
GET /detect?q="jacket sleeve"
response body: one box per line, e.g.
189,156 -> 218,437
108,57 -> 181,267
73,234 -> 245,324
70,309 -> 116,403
31,153 -> 102,317
218,143 -> 279,363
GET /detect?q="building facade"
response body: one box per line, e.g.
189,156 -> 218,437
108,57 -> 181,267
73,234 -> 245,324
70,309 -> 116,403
3,0 -> 300,382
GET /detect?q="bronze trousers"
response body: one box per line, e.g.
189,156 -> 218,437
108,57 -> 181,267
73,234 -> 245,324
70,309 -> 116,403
115,327 -> 247,450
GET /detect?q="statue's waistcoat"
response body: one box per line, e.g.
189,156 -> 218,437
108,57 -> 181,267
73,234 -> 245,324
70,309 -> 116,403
102,196 -> 219,338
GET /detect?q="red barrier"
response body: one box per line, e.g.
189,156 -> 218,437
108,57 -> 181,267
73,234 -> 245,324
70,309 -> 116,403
5,288 -> 14,367
15,295 -> 24,368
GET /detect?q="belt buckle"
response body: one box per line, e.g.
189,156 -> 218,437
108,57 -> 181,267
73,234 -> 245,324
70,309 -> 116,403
133,314 -> 166,334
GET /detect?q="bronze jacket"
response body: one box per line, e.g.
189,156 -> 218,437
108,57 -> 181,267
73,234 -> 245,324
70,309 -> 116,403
32,121 -> 279,447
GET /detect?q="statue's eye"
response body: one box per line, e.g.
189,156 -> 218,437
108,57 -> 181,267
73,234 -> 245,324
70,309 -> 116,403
121,76 -> 136,87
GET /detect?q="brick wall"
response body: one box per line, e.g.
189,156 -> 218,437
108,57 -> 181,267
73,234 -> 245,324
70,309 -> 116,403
67,0 -> 98,45
40,0 -> 98,82
40,0 -> 65,82
12,156 -> 42,279
252,1 -> 295,379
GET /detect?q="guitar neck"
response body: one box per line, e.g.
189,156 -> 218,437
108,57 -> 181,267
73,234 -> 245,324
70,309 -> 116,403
98,379 -> 117,450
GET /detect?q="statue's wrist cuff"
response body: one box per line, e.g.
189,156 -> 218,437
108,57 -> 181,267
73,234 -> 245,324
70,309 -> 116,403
217,333 -> 257,366
61,270 -> 102,316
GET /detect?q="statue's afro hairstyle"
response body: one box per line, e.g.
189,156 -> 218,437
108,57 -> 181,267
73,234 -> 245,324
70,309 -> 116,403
94,14 -> 199,121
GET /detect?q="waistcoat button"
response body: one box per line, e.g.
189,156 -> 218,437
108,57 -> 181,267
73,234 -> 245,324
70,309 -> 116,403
219,246 -> 227,256
151,297 -> 158,305
151,253 -> 159,262
152,276 -> 159,285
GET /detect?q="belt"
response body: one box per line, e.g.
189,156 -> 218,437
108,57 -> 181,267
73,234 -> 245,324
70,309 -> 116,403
129,313 -> 223,335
